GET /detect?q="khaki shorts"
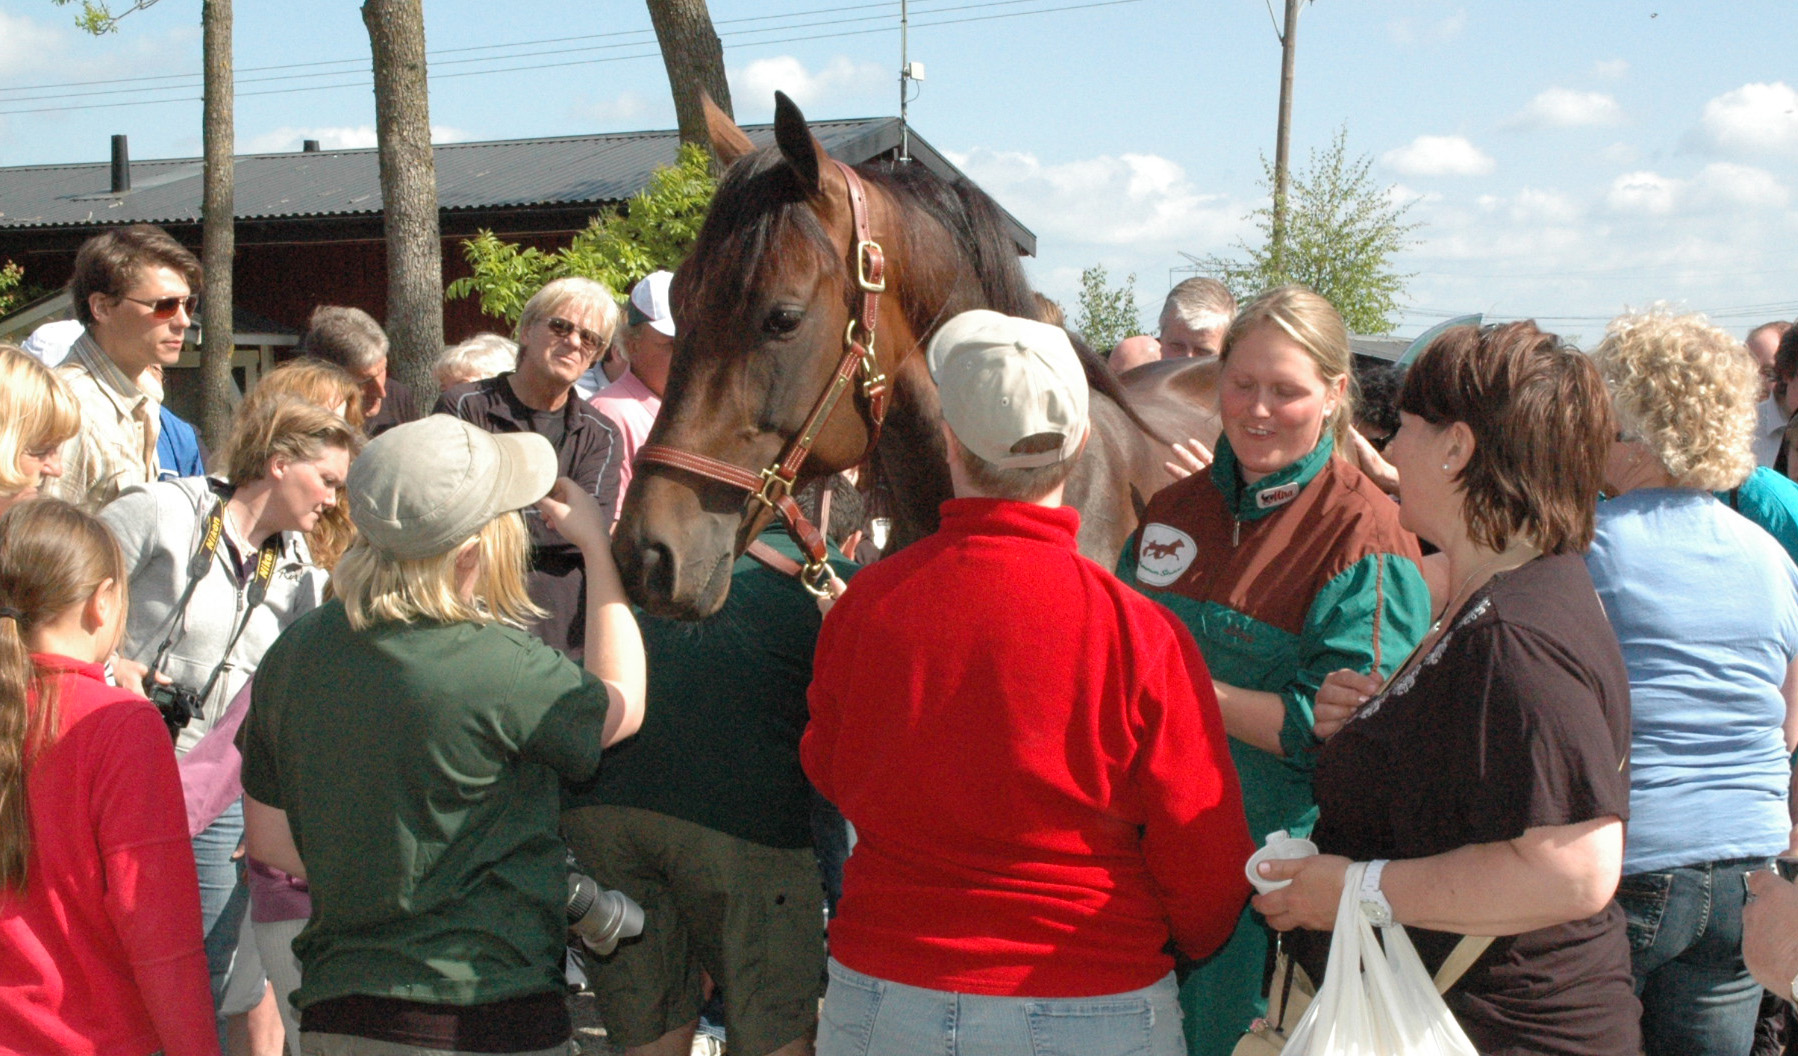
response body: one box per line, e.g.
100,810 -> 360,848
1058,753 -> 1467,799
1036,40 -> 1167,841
561,805 -> 824,1056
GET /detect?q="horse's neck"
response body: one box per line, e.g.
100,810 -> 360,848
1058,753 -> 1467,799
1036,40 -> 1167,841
872,360 -> 951,553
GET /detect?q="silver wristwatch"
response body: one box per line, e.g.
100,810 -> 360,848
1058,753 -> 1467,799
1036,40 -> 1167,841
1359,859 -> 1394,927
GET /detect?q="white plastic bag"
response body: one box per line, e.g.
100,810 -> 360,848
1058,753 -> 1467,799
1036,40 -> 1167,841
1282,861 -> 1481,1056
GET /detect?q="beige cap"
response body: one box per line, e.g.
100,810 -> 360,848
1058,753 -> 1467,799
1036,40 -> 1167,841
348,414 -> 557,560
927,309 -> 1090,468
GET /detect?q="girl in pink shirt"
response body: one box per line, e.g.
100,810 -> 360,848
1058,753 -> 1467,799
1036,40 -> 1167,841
0,499 -> 217,1056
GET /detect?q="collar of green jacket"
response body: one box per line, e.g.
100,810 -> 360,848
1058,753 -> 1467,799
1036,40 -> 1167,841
1211,431 -> 1336,522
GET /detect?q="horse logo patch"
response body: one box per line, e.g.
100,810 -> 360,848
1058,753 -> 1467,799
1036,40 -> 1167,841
1136,523 -> 1197,587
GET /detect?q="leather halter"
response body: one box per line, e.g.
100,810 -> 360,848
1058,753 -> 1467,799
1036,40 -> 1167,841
635,159 -> 889,597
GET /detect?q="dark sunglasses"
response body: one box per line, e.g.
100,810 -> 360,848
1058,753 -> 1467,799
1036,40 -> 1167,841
119,293 -> 200,319
545,315 -> 604,353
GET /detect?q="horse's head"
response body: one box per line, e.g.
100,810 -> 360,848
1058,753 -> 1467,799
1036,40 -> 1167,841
613,92 -> 914,620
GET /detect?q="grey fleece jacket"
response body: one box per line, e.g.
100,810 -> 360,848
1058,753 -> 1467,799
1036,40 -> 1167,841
101,476 -> 328,755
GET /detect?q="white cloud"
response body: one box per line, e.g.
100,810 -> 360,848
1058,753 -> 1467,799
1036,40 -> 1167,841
1607,170 -> 1679,215
575,91 -> 664,129
729,55 -> 887,113
241,125 -> 471,153
1696,82 -> 1798,156
1387,10 -> 1467,46
0,11 -> 63,75
1601,141 -> 1641,166
1507,88 -> 1623,129
945,147 -> 1248,249
1380,135 -> 1495,177
1592,58 -> 1629,80
1690,162 -> 1788,209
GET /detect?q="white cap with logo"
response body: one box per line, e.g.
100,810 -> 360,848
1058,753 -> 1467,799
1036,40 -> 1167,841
926,309 -> 1090,469
627,271 -> 676,337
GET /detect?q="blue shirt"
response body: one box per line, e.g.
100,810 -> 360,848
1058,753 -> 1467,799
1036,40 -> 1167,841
1587,488 -> 1798,873
156,406 -> 205,481
1718,466 -> 1798,567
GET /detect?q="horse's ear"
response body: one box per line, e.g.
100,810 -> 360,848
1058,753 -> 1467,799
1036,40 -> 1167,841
773,90 -> 825,196
702,92 -> 754,166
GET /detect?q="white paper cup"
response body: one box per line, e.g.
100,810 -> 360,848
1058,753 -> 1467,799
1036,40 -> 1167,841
1246,829 -> 1319,894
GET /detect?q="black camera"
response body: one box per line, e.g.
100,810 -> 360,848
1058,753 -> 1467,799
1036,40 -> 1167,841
148,681 -> 202,742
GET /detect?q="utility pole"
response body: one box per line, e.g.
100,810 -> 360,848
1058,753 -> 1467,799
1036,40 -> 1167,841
1271,0 -> 1302,281
899,0 -> 922,162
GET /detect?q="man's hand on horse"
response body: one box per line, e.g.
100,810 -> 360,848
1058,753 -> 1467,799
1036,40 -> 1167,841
1346,428 -> 1401,496
1163,437 -> 1215,481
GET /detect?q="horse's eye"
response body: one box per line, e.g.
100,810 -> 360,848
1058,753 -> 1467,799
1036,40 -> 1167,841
764,307 -> 804,335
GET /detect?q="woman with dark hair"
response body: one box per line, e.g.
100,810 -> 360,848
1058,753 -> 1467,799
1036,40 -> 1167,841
1257,321 -> 1641,1056
1587,310 -> 1798,1056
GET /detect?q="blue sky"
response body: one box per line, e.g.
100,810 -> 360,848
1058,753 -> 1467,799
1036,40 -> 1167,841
1,0 -> 1795,341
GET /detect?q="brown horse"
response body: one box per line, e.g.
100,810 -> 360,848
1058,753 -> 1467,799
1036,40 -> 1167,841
613,92 -> 1219,620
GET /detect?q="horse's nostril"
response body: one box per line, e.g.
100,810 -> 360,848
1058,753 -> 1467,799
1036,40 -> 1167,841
638,540 -> 676,599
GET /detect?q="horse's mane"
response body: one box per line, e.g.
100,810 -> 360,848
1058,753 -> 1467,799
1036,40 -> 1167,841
679,147 -> 1144,430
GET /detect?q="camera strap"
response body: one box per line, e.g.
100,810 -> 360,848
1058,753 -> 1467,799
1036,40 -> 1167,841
146,499 -> 283,710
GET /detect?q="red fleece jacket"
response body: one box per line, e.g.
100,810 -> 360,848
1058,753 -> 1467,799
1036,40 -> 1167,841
802,499 -> 1253,997
0,656 -> 217,1056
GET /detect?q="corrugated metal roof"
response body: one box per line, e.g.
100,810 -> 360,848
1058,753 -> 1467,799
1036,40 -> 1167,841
0,119 -> 1031,244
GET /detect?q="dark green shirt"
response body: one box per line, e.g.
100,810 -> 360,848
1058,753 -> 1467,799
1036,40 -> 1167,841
239,600 -> 610,1009
566,528 -> 853,848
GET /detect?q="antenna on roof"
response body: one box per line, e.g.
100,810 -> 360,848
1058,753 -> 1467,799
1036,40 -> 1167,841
898,0 -> 923,162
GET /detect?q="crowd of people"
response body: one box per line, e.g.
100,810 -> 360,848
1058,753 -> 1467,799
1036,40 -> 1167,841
4,218 -> 1798,1056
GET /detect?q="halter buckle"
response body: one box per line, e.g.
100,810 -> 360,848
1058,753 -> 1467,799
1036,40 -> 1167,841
799,559 -> 836,599
755,464 -> 796,511
855,240 -> 886,293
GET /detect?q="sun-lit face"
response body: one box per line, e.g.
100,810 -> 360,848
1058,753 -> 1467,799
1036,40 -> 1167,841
89,265 -> 193,377
1160,316 -> 1226,359
519,299 -> 607,392
1218,322 -> 1343,483
268,446 -> 350,535
345,357 -> 389,418
7,438 -> 64,511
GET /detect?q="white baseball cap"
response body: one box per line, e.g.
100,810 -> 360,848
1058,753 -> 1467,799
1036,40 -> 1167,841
926,309 -> 1090,469
627,271 -> 676,337
348,415 -> 557,560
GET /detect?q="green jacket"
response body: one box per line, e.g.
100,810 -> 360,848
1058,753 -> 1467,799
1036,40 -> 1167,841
1121,435 -> 1430,842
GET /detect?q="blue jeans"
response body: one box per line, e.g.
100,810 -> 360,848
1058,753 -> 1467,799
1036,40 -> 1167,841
817,958 -> 1184,1056
1617,855 -> 1772,1056
195,799 -> 249,1048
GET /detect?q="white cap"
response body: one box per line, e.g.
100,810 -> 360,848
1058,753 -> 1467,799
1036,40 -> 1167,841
926,309 -> 1090,468
627,271 -> 676,337
21,319 -> 84,368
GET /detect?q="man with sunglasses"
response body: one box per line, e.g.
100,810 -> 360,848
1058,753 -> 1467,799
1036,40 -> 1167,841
437,276 -> 624,659
47,223 -> 203,512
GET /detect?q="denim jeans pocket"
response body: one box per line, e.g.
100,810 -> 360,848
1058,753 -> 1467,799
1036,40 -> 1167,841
820,961 -> 885,1056
1617,870 -> 1675,955
1024,997 -> 1155,1056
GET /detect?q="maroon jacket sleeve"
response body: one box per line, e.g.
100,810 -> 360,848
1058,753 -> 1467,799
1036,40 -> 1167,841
1130,603 -> 1255,962
93,704 -> 222,1056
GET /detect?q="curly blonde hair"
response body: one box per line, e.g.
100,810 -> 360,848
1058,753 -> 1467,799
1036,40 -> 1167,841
1592,309 -> 1757,491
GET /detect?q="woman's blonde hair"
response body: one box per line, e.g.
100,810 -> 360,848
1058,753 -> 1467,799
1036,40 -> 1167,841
0,500 -> 129,892
0,346 -> 80,499
239,360 -> 366,569
221,393 -> 362,487
331,510 -> 543,632
1221,285 -> 1356,447
1593,308 -> 1758,491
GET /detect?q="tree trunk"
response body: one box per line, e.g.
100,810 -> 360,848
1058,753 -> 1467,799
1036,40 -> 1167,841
198,0 -> 235,447
645,0 -> 732,151
362,0 -> 442,408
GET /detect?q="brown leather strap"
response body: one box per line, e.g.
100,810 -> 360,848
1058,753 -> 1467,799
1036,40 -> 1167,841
746,539 -> 802,577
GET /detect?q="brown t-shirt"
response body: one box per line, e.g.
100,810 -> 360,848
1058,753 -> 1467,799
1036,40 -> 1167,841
1297,553 -> 1641,1056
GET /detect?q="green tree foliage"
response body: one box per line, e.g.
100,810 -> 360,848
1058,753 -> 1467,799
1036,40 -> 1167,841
1073,264 -> 1141,353
446,143 -> 716,323
51,0 -> 161,34
1199,127 -> 1420,335
0,262 -> 27,317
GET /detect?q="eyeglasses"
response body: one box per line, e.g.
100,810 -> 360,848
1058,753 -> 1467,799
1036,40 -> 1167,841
119,294 -> 200,319
544,316 -> 605,353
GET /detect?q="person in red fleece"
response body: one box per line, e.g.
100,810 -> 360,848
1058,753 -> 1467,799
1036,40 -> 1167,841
0,499 -> 217,1056
802,309 -> 1254,1056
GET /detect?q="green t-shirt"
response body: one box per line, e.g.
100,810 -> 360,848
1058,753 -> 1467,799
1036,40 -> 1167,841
566,527 -> 854,848
239,600 -> 610,1009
